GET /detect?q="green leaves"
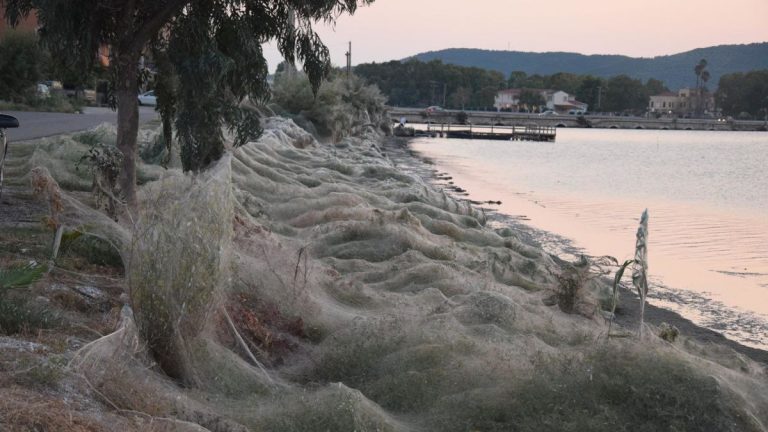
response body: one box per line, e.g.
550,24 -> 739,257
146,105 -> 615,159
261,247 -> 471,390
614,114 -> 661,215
7,0 -> 375,176
610,259 -> 634,317
0,262 -> 56,335
715,69 -> 768,117
0,30 -> 44,102
0,262 -> 45,290
150,0 -> 375,172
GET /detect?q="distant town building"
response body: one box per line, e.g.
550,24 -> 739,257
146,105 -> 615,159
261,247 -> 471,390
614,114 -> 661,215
494,89 -> 524,111
494,89 -> 588,114
648,88 -> 714,117
0,6 -> 111,67
0,5 -> 38,37
547,91 -> 588,114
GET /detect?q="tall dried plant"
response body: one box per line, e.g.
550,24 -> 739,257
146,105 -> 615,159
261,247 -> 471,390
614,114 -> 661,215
607,210 -> 649,338
30,167 -> 65,263
632,210 -> 649,336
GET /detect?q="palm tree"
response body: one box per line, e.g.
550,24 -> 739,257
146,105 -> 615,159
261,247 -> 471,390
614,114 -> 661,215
694,59 -> 708,89
700,69 -> 710,86
694,59 -> 709,116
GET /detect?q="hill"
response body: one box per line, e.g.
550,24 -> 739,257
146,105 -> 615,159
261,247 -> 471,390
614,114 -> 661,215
410,43 -> 768,90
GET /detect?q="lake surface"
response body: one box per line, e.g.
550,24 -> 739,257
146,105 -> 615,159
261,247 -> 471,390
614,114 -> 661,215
410,128 -> 768,348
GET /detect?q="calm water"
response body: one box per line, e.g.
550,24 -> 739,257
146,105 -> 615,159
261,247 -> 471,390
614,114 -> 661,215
411,128 -> 768,348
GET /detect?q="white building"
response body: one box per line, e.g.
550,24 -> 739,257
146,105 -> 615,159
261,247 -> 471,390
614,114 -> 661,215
648,88 -> 714,117
494,89 -> 588,113
546,91 -> 588,113
494,89 -> 526,111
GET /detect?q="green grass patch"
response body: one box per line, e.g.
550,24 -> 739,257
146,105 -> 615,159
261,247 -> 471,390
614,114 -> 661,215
0,263 -> 45,289
59,231 -> 123,269
0,292 -> 59,335
0,227 -> 51,260
0,263 -> 59,335
0,94 -> 83,114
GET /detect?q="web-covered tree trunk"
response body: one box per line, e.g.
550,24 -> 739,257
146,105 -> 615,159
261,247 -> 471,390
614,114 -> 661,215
115,53 -> 141,210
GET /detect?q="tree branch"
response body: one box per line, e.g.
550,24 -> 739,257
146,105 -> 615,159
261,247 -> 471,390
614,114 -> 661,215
117,0 -> 137,35
129,0 -> 189,54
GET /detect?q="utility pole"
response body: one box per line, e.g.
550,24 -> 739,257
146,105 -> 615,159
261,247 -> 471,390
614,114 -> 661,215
345,41 -> 351,79
597,86 -> 602,111
763,97 -> 768,128
430,81 -> 437,106
443,83 -> 447,107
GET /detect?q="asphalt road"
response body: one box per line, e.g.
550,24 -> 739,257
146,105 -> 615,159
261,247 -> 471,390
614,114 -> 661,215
1,106 -> 158,142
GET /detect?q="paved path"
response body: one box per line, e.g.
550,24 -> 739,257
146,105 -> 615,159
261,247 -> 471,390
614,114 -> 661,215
1,107 -> 158,142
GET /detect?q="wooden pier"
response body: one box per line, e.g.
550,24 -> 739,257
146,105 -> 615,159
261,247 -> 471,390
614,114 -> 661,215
403,123 -> 556,142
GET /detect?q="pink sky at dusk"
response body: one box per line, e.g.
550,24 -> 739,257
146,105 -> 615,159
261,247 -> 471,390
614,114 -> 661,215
264,0 -> 768,71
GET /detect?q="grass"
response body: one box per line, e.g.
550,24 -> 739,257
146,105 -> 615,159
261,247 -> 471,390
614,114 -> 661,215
0,297 -> 58,335
13,355 -> 68,389
0,263 -> 45,289
433,345 -> 760,432
0,263 -> 59,335
248,386 -> 400,432
0,227 -> 50,261
61,232 -> 124,269
0,94 -> 84,114
129,162 -> 233,382
307,322 -> 478,414
0,387 -> 109,432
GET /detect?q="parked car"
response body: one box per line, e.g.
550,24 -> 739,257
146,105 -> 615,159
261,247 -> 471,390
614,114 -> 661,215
83,89 -> 97,103
36,83 -> 50,98
539,110 -> 555,116
138,90 -> 157,106
568,110 -> 584,115
42,80 -> 63,90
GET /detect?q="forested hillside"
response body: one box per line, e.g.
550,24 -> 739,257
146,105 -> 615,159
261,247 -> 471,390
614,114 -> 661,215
411,43 -> 768,90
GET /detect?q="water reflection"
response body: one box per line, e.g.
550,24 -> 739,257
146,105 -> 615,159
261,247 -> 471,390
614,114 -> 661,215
410,128 -> 768,348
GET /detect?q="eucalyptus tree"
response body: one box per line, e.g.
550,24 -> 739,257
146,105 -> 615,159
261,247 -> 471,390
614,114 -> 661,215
2,0 -> 372,208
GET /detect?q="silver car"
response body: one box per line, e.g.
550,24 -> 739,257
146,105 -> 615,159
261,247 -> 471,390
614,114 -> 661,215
138,90 -> 157,106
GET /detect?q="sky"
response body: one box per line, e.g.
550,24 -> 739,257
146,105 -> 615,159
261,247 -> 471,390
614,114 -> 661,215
263,0 -> 768,72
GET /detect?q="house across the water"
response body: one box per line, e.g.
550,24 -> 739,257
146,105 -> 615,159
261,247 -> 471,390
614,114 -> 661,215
648,88 -> 715,117
494,89 -> 588,114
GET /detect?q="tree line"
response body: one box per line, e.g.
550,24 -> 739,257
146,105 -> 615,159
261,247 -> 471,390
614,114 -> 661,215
354,59 -> 505,110
354,59 -> 670,114
715,70 -> 768,119
507,71 -> 667,114
0,30 -> 104,105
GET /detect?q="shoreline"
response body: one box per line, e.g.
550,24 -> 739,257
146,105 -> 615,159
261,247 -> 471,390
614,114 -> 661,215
3,119 -> 768,430
383,136 -> 768,365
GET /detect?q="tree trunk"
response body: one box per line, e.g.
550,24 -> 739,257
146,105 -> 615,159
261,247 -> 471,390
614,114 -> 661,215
115,54 -> 141,211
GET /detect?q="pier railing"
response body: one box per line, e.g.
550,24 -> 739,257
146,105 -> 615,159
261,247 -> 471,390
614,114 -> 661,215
404,122 -> 557,142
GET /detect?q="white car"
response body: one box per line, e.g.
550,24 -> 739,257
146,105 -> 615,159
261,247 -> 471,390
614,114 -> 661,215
36,83 -> 50,98
539,110 -> 555,116
138,90 -> 157,106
